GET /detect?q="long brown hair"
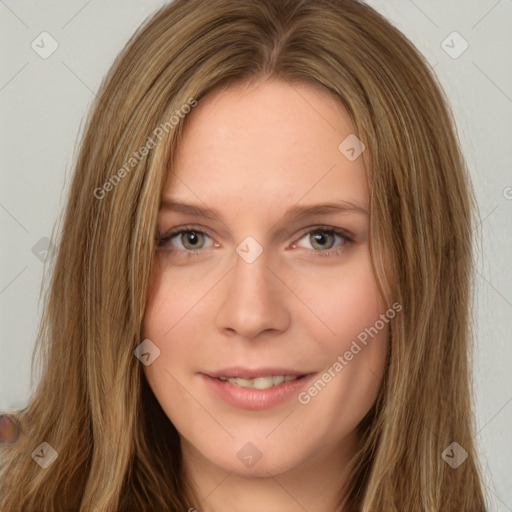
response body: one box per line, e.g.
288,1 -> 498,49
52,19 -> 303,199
0,0 -> 487,510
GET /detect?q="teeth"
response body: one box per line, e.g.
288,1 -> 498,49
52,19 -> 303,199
221,375 -> 299,389
272,375 -> 285,385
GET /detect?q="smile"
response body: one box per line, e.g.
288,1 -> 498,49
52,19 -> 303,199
202,371 -> 314,410
217,375 -> 299,389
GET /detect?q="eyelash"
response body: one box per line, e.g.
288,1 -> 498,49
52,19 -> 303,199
157,224 -> 354,259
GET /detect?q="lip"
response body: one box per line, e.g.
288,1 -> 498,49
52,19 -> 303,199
201,370 -> 317,410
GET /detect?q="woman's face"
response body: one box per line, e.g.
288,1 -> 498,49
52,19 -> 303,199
142,79 -> 389,477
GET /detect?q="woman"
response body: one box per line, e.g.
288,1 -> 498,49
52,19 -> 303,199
0,0 -> 488,510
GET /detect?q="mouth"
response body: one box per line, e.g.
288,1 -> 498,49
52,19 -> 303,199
216,374 -> 304,389
201,368 -> 315,410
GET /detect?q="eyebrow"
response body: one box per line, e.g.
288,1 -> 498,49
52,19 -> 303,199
160,198 -> 368,222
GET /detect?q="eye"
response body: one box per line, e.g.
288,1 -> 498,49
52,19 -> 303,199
292,226 -> 353,257
157,226 -> 213,254
157,225 -> 354,258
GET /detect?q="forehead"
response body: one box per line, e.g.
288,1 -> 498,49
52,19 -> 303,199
162,79 -> 368,214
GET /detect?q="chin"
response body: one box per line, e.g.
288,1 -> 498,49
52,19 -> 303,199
215,451 -> 301,478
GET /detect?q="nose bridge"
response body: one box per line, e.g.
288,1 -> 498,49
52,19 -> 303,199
214,239 -> 290,338
233,243 -> 272,299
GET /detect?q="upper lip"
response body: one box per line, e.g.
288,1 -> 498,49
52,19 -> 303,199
205,367 -> 313,379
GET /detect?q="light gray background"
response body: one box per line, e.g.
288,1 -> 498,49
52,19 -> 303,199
0,1 -> 511,509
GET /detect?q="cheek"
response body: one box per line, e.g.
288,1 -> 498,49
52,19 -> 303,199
298,253 -> 386,351
142,259 -> 210,354
141,289 -> 203,440
141,262 -> 213,425
141,279 -> 195,392
294,256 -> 389,419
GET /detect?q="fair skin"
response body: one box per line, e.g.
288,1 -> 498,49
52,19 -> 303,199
142,79 -> 389,512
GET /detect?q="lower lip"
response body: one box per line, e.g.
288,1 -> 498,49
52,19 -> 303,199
201,374 -> 316,410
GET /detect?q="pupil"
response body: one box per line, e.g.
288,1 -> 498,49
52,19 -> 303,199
312,231 -> 332,249
184,231 -> 200,248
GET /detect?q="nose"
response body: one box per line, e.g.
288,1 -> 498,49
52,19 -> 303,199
214,245 -> 291,341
